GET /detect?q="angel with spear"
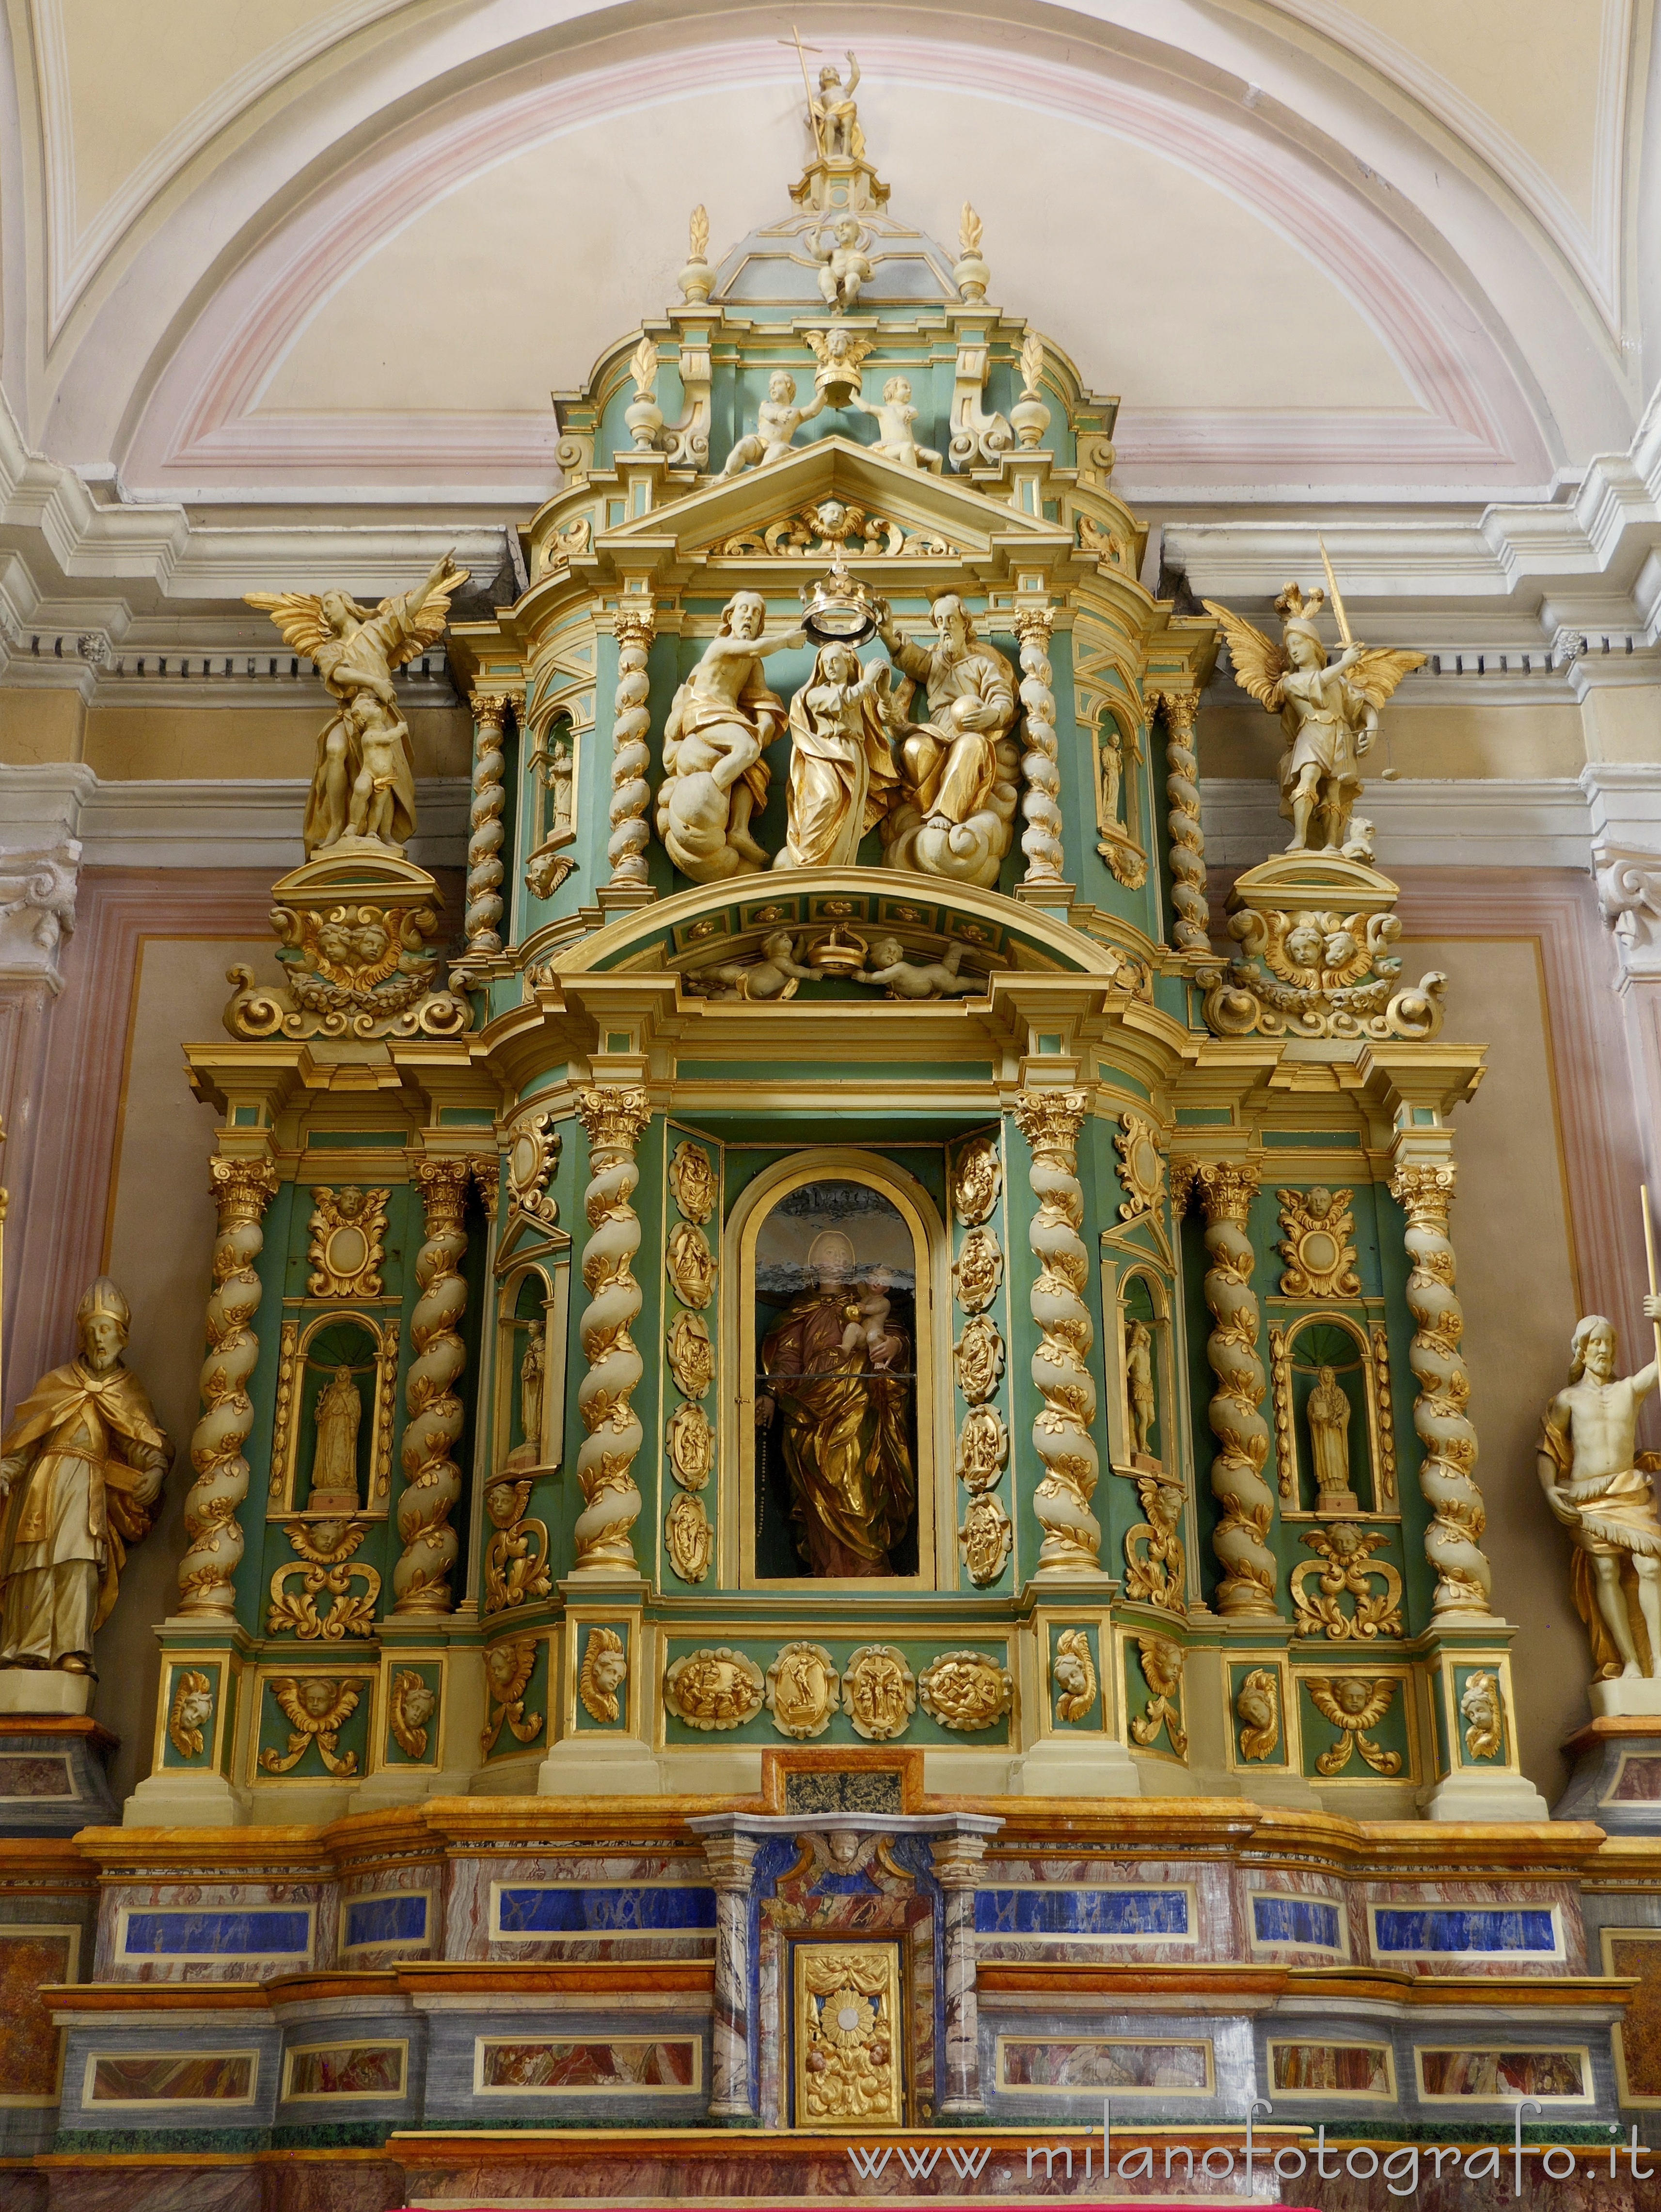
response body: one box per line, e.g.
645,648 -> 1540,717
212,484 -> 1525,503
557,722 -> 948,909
1204,557 -> 1424,855
247,552 -> 469,859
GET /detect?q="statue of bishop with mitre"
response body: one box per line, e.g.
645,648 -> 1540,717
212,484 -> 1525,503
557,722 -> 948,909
0,1278 -> 171,1676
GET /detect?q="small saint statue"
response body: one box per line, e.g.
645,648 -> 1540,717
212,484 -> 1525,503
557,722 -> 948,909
1539,1307 -> 1661,1679
517,1332 -> 545,1465
1126,1319 -> 1156,1459
0,1278 -> 170,1676
1306,1365 -> 1358,1512
308,1366 -> 362,1511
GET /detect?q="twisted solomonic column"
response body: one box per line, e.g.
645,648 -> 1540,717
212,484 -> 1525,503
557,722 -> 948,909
1155,691 -> 1209,955
464,692 -> 509,953
393,1161 -> 473,1615
1016,607 -> 1064,887
1389,1161 -> 1492,1618
1176,1160 -> 1279,1616
178,1156 -> 279,1616
1012,1090 -> 1101,1574
608,611 -> 654,891
573,1085 -> 652,1573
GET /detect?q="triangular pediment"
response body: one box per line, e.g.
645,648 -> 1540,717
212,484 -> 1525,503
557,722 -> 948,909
598,437 -> 1066,570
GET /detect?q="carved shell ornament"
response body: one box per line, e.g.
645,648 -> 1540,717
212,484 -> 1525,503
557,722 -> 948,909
666,1310 -> 715,1398
919,1649 -> 1014,1731
668,1140 -> 718,1225
953,1315 -> 1005,1404
951,1229 -> 1003,1314
665,1647 -> 764,1730
952,1138 -> 1002,1226
507,1114 -> 562,1224
841,1645 -> 917,1741
958,1493 -> 1012,1587
766,1643 -> 840,1739
667,1221 -> 717,1308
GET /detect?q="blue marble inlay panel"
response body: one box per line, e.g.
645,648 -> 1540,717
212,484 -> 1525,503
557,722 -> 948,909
494,1885 -> 716,1937
120,1909 -> 312,1959
1254,1895 -> 1342,1949
976,1888 -> 1190,1939
343,1894 -> 427,1949
1373,1907 -> 1558,1955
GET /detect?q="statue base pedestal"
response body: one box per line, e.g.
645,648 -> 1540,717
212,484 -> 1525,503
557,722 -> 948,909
537,1733 -> 661,1797
1420,1766 -> 1551,1823
1590,1677 -> 1661,1718
1554,1716 -> 1661,1830
1007,1734 -> 1141,1798
122,1766 -> 249,1829
0,1712 -> 118,1835
0,1666 -> 93,1717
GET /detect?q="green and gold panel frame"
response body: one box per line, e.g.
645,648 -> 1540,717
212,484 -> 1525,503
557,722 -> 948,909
1116,1623 -> 1189,1767
480,1630 -> 552,1764
562,1609 -> 645,1738
654,1629 -> 1015,1753
1293,1662 -> 1420,1787
1423,1649 -> 1523,1784
379,1656 -> 446,1771
1224,1653 -> 1297,1776
248,1667 -> 378,1787
1030,1611 -> 1113,1740
153,1653 -> 239,1778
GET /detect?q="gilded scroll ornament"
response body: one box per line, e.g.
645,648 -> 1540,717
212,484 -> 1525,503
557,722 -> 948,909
713,494 -> 946,557
306,1186 -> 389,1300
1291,1523 -> 1403,1641
1307,1676 -> 1402,1776
260,1676 -> 366,1775
1115,1114 -> 1164,1224
168,1670 -> 214,1759
959,1492 -> 1011,1587
766,1642 -> 839,1738
952,1137 -> 1002,1226
482,1476 -> 553,1614
579,1627 -> 628,1723
664,1647 -> 764,1730
1052,1629 -> 1097,1723
665,1491 -> 713,1583
482,1635 -> 544,1755
918,1649 -> 1012,1731
506,1114 -> 561,1224
952,1229 -> 1002,1313
667,1221 -> 716,1309
668,1140 -> 718,1225
389,1669 -> 436,1759
1460,1670 -> 1503,1760
1234,1667 -> 1280,1761
841,1645 -> 916,1740
666,1400 -> 713,1489
1276,1187 -> 1360,1299
953,1314 -> 1005,1405
1012,1090 -> 1102,1575
795,1944 -> 903,2128
1123,1473 -> 1186,1615
268,1518 -> 380,1640
955,1402 -> 1009,1491
667,1310 -> 715,1399
1129,1635 -> 1187,1757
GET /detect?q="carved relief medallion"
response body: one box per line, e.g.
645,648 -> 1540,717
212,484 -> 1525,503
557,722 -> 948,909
664,1646 -> 764,1730
918,1649 -> 1014,1731
507,1114 -> 562,1224
952,1137 -> 1002,1225
667,1221 -> 716,1309
579,1626 -> 628,1723
666,1311 -> 715,1398
955,1402 -> 1009,1491
958,1493 -> 1012,1588
668,1140 -> 718,1225
841,1645 -> 916,1741
666,1400 -> 714,1490
306,1186 -> 389,1299
1460,1670 -> 1503,1761
665,1492 -> 713,1584
1052,1629 -> 1097,1723
953,1314 -> 1005,1404
389,1669 -> 437,1759
951,1229 -> 1003,1313
765,1643 -> 839,1739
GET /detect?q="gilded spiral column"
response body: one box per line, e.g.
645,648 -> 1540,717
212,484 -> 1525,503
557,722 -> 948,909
1389,1161 -> 1492,1617
1016,607 -> 1064,887
1155,691 -> 1209,955
573,1085 -> 652,1573
177,1156 -> 279,1616
607,610 -> 654,890
1012,1090 -> 1101,1574
392,1160 -> 472,1615
465,692 -> 509,953
1178,1160 -> 1279,1616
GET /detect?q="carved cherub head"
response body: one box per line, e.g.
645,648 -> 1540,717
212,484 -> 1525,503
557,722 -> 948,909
580,1627 -> 628,1723
402,1681 -> 436,1728
1331,1677 -> 1376,1719
883,376 -> 912,405
300,1679 -> 339,1721
869,935 -> 904,968
336,1186 -> 366,1220
768,370 -> 798,403
832,215 -> 860,245
1284,920 -> 1325,973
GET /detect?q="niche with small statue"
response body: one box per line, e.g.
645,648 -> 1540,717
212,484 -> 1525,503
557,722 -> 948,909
270,1311 -> 398,1518
1270,1313 -> 1396,1519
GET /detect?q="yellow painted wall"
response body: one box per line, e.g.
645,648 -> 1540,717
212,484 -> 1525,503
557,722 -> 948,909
1199,701 -> 1587,782
0,695 -> 472,777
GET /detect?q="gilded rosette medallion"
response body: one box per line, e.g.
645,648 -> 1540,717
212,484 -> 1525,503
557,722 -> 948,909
953,1314 -> 1005,1404
955,1402 -> 1009,1491
918,1648 -> 1013,1731
951,1228 -> 1003,1313
841,1645 -> 916,1741
668,1140 -> 718,1225
765,1642 -> 839,1738
665,1492 -> 713,1583
665,1400 -> 713,1490
666,1310 -> 715,1398
666,1220 -> 716,1309
664,1646 -> 763,1729
958,1492 -> 1011,1588
952,1136 -> 1002,1225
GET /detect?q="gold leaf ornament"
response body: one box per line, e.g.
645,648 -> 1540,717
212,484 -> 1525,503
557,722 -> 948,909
668,1140 -> 718,1225
953,1314 -> 1005,1403
666,1400 -> 714,1490
306,1185 -> 390,1299
666,1310 -> 714,1397
766,1643 -> 840,1739
168,1669 -> 214,1759
665,1491 -> 713,1583
665,1646 -> 764,1730
507,1114 -> 562,1224
1052,1629 -> 1097,1723
1234,1666 -> 1280,1761
952,1138 -> 1002,1226
958,1492 -> 1011,1587
952,1229 -> 1003,1313
389,1669 -> 437,1759
579,1626 -> 629,1723
919,1649 -> 1013,1731
260,1676 -> 367,1776
666,1221 -> 716,1309
841,1646 -> 916,1741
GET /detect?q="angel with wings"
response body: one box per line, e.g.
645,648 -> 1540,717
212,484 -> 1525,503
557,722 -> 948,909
247,551 -> 468,859
1202,582 -> 1424,854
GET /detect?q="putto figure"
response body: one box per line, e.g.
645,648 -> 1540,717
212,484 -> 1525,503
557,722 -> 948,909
1538,1306 -> 1661,1679
721,370 -> 828,476
1202,582 -> 1424,853
0,1278 -> 171,1675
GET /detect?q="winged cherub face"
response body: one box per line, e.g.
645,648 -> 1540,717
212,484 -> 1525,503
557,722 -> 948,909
1333,1678 -> 1376,1719
300,1680 -> 338,1721
1284,921 -> 1325,971
1053,1649 -> 1087,1697
591,1648 -> 627,1696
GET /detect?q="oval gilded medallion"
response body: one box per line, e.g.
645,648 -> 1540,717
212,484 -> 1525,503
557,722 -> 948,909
668,1140 -> 718,1226
666,1400 -> 713,1490
953,1314 -> 1005,1405
951,1228 -> 1003,1314
765,1642 -> 839,1739
840,1645 -> 916,1741
664,1646 -> 763,1730
918,1648 -> 1014,1731
952,1137 -> 1002,1226
958,1492 -> 1012,1588
666,1310 -> 714,1398
955,1403 -> 1009,1491
667,1220 -> 716,1309
664,1492 -> 713,1584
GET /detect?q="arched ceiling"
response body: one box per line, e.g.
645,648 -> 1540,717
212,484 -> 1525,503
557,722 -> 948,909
0,0 -> 1652,515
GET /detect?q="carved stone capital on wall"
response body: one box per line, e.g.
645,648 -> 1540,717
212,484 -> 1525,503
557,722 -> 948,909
0,835 -> 81,992
1595,845 -> 1661,977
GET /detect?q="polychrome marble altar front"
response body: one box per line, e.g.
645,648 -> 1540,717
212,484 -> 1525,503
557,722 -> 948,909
3,72 -> 1661,2212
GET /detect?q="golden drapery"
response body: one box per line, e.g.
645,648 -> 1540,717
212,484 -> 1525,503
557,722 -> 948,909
761,1291 -> 913,1577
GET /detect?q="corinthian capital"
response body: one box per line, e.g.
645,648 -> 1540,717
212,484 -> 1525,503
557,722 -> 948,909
1011,1088 -> 1088,1162
413,1157 -> 474,1228
1389,1161 -> 1455,1223
1173,1158 -> 1260,1224
208,1155 -> 279,1224
577,1084 -> 651,1158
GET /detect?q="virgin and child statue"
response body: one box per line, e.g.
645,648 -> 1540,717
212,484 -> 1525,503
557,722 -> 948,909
755,1228 -> 916,1577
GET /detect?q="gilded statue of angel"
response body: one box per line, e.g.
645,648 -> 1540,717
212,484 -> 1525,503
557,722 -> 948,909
247,551 -> 469,860
1202,582 -> 1424,854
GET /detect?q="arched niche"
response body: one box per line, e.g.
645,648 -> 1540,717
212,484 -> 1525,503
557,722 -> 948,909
270,1310 -> 396,1518
724,1149 -> 945,1591
493,1260 -> 568,1476
523,709 -> 577,901
1269,1311 -> 1396,1519
1113,1265 -> 1173,1471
